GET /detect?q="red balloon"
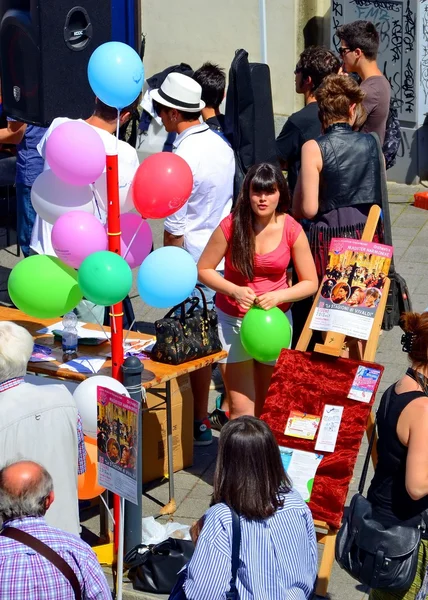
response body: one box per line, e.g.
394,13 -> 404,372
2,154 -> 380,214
132,153 -> 193,219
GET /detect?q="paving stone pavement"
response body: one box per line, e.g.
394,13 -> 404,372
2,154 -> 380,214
1,184 -> 427,599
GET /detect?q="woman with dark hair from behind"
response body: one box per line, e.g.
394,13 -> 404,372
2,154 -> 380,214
293,74 -> 382,280
198,163 -> 318,419
180,416 -> 317,599
367,312 -> 428,600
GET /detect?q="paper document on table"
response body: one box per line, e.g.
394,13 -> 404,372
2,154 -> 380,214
37,321 -> 110,340
279,446 -> 323,502
315,405 -> 344,453
29,344 -> 56,363
59,357 -> 106,374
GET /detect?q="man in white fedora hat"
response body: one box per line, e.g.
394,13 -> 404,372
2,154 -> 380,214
152,73 -> 235,446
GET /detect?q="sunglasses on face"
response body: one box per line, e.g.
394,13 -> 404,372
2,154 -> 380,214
338,47 -> 352,57
294,66 -> 303,75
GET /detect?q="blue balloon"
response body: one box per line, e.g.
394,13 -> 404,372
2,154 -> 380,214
88,42 -> 144,109
137,247 -> 198,308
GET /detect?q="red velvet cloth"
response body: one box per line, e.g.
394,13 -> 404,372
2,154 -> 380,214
260,349 -> 384,529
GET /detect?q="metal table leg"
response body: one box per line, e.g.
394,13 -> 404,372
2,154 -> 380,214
165,379 -> 175,503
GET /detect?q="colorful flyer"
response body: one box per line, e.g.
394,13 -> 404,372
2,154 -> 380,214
315,405 -> 344,453
97,386 -> 140,505
279,446 -> 323,502
29,344 -> 55,362
284,411 -> 320,440
310,238 -> 393,340
348,366 -> 382,403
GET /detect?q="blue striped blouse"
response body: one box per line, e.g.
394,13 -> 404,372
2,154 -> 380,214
183,488 -> 317,600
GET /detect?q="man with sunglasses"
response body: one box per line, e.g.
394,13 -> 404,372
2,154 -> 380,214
276,46 -> 340,195
337,20 -> 390,144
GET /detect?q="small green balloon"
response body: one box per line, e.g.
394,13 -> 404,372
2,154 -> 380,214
240,306 -> 291,362
78,251 -> 132,306
8,255 -> 83,319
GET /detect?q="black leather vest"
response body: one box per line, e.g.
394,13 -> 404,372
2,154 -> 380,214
316,123 -> 382,214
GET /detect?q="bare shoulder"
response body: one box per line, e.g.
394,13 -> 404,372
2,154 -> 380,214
301,139 -> 322,166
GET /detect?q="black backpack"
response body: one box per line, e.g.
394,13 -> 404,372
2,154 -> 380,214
382,99 -> 401,170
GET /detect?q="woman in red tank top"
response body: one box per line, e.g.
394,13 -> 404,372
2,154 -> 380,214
198,163 -> 318,419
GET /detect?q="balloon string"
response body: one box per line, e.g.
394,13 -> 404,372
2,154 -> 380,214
123,220 -> 144,261
99,493 -> 115,526
84,304 -> 110,342
123,319 -> 136,345
90,184 -> 103,220
116,109 -> 120,152
111,310 -> 117,335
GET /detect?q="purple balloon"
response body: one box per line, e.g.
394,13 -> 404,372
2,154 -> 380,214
115,213 -> 153,270
51,211 -> 108,269
46,121 -> 106,186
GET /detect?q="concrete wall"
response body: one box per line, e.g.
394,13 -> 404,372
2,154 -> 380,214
141,0 -> 300,116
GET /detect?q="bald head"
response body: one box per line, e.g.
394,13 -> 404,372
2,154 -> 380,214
0,460 -> 54,521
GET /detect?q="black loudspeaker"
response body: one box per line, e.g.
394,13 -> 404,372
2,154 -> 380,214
0,0 -> 112,126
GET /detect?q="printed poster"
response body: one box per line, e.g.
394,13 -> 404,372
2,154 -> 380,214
97,386 -> 140,504
348,366 -> 382,403
279,447 -> 323,502
310,238 -> 393,340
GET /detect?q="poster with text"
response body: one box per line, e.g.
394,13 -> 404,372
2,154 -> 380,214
97,386 -> 139,504
310,239 -> 393,340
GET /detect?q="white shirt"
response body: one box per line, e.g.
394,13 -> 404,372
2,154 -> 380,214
164,123 -> 235,265
0,383 -> 80,535
30,117 -> 140,256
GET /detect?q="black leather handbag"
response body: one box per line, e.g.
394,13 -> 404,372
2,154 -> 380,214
151,286 -> 222,365
335,388 -> 426,591
125,537 -> 194,594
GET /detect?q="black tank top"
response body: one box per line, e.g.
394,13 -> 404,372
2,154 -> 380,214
367,384 -> 428,525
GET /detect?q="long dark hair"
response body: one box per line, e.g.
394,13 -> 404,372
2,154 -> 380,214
231,163 -> 290,281
212,416 -> 291,520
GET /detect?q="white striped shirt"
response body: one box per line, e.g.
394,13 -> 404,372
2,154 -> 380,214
184,489 -> 317,599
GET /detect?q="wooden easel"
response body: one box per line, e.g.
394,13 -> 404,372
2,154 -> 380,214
295,205 -> 390,597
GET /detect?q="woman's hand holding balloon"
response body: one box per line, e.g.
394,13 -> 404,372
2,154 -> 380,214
256,291 -> 283,311
232,286 -> 256,310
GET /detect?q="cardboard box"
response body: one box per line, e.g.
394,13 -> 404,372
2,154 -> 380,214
142,374 -> 194,484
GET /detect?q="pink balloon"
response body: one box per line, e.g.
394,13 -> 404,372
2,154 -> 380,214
115,213 -> 153,269
46,121 -> 106,186
52,211 -> 108,269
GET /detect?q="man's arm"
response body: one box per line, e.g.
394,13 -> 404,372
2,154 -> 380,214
0,120 -> 26,144
163,230 -> 184,248
276,119 -> 300,170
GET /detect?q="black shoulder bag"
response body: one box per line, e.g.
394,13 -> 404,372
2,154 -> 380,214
152,286 -> 222,365
370,132 -> 412,331
335,387 -> 426,591
1,527 -> 82,600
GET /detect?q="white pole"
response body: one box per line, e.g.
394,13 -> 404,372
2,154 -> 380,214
259,0 -> 268,64
116,497 -> 125,600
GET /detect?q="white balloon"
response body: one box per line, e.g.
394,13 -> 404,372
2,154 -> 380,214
31,169 -> 96,225
73,375 -> 130,438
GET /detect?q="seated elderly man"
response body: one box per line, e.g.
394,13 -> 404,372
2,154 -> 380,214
0,460 -> 111,599
0,322 -> 85,535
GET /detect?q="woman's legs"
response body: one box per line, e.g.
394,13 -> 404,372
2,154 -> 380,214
219,360 -> 256,418
253,361 -> 275,417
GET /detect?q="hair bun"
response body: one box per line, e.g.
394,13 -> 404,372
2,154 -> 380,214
401,312 -> 424,334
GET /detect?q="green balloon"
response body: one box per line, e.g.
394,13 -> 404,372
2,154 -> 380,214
8,255 -> 83,319
240,306 -> 291,362
78,251 -> 132,306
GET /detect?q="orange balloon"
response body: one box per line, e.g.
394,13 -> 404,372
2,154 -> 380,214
78,437 -> 106,500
